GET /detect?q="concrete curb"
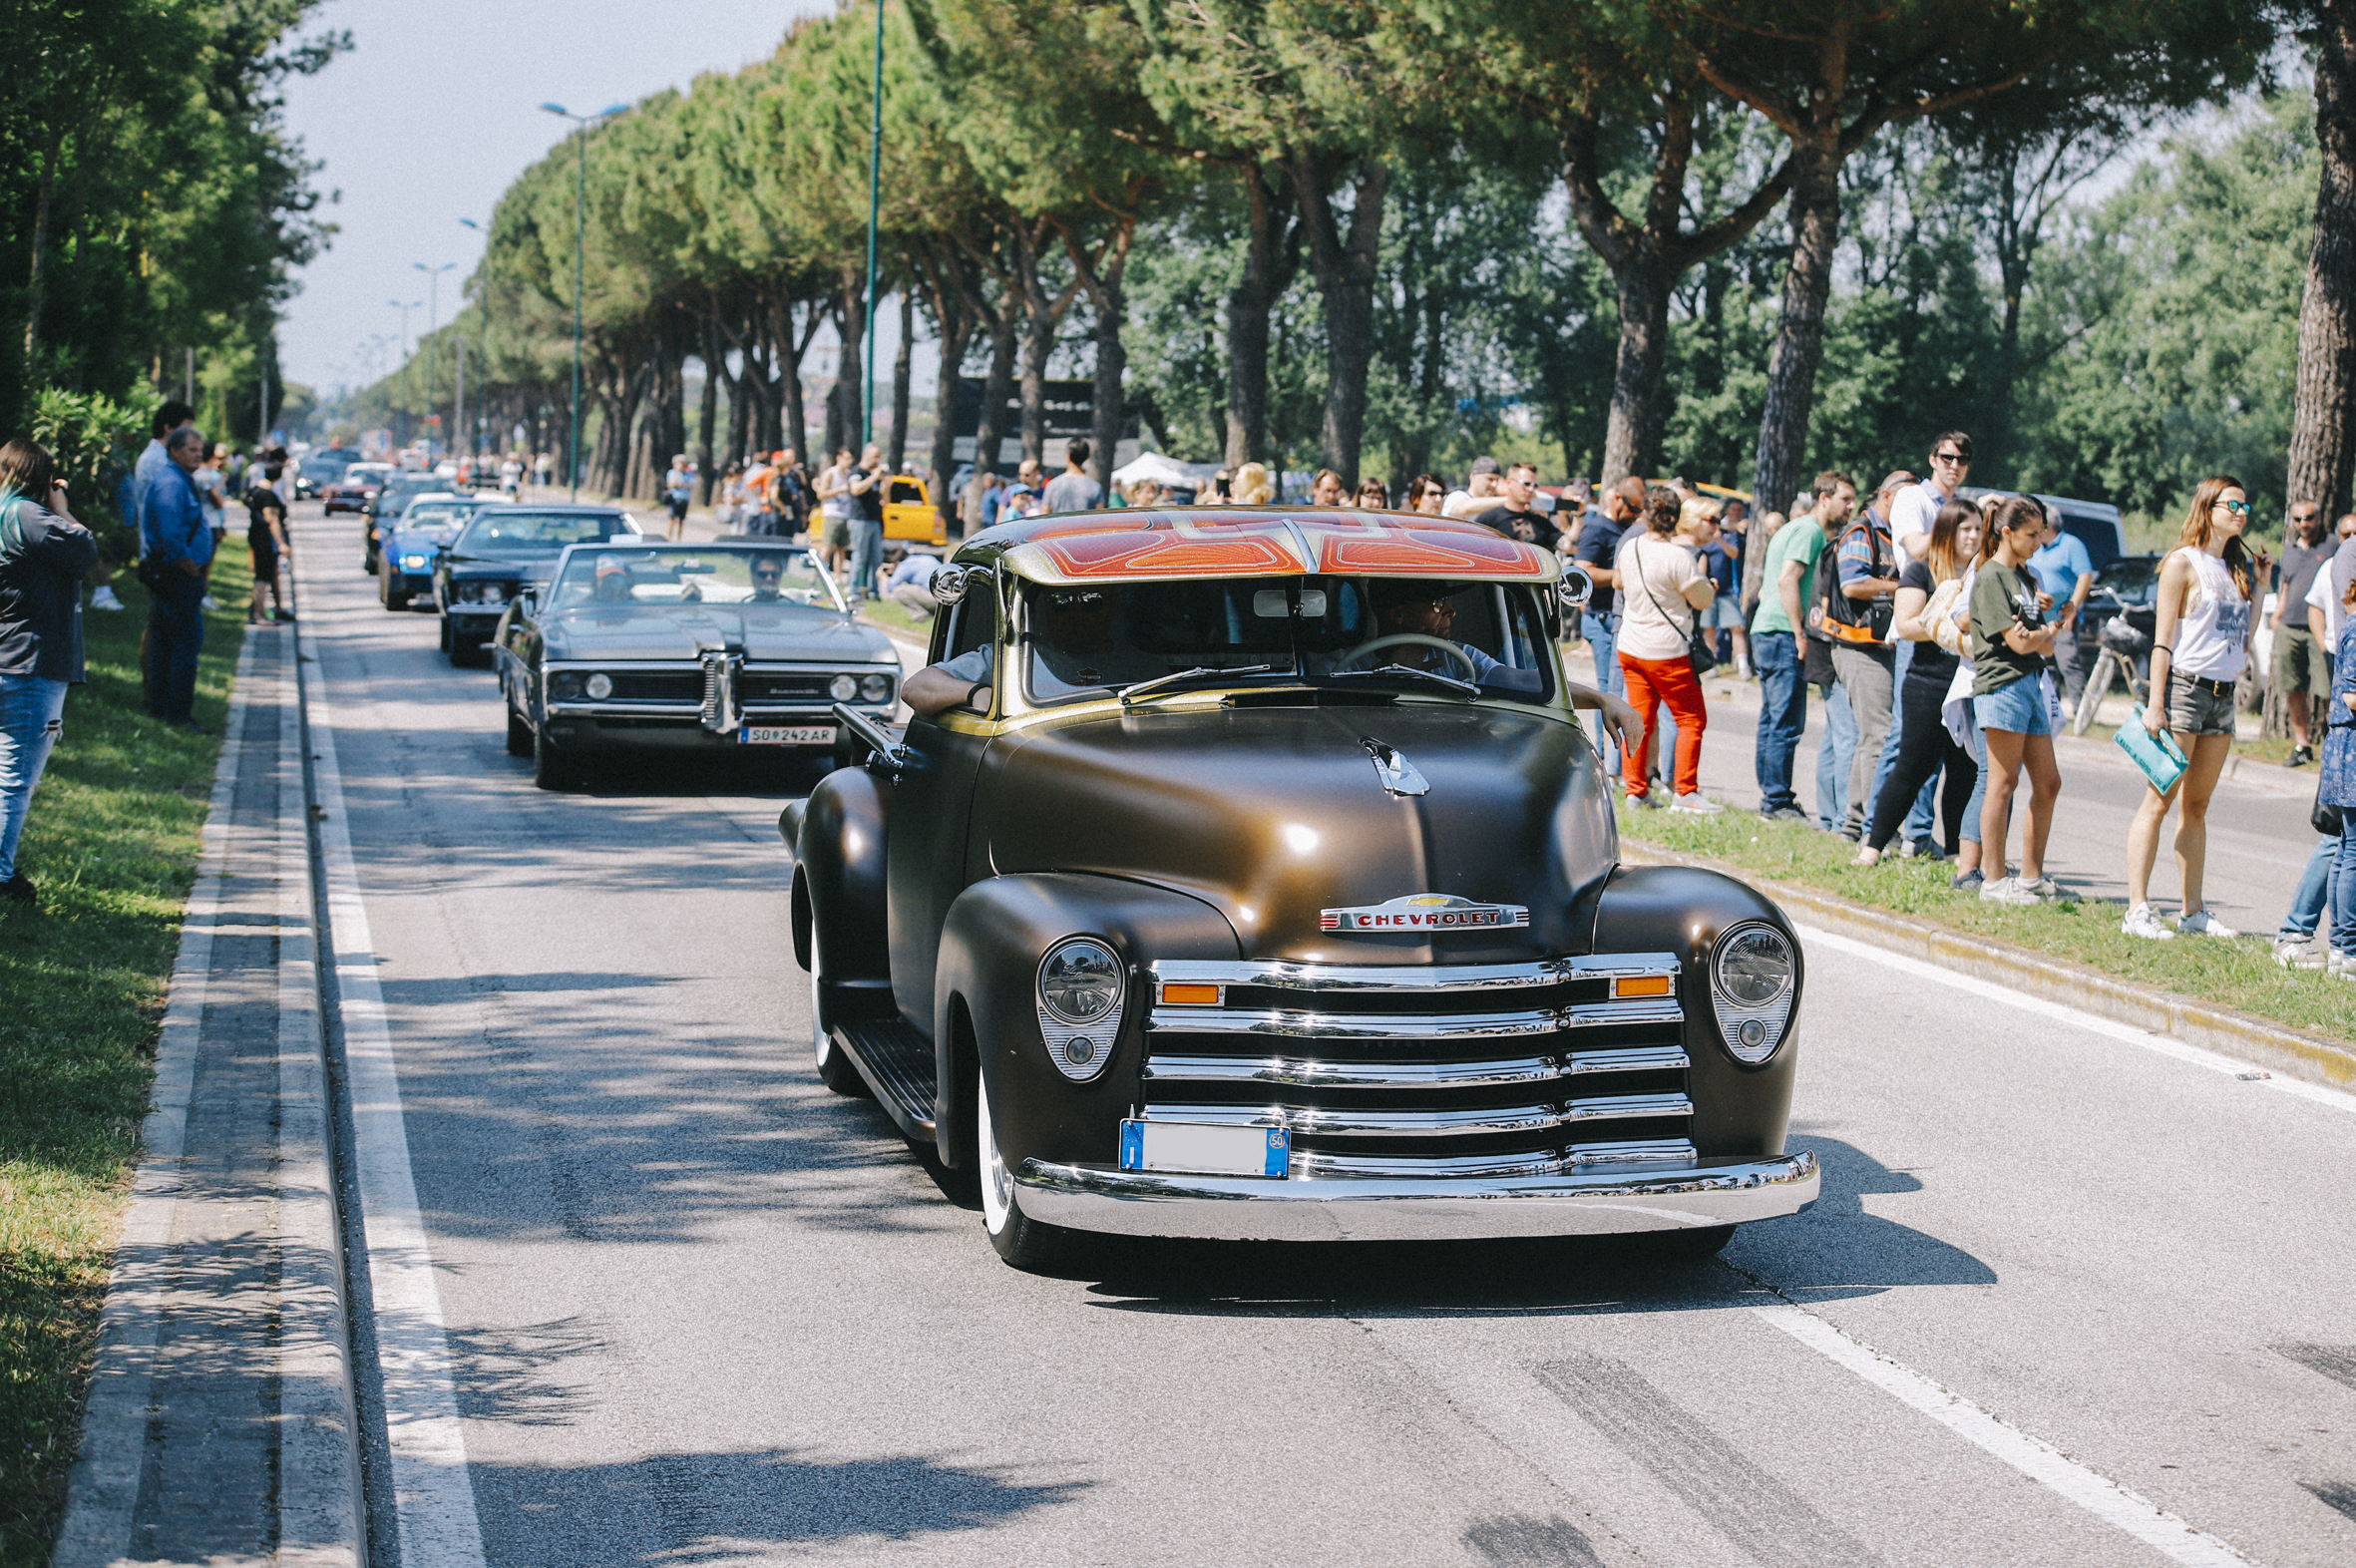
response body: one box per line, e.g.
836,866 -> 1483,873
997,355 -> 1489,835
50,626 -> 366,1567
1621,840 -> 2356,1094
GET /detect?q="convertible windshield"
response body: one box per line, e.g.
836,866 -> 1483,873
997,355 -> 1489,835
547,546 -> 846,612
1020,575 -> 1554,704
457,510 -> 633,554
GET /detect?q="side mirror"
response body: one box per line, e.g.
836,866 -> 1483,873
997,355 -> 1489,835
1556,566 -> 1593,616
514,587 -> 539,617
932,564 -> 992,606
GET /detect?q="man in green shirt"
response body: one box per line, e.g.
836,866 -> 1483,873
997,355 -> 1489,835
1749,472 -> 1855,818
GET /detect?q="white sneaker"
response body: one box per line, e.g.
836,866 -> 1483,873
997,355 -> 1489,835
2123,902 -> 2175,940
2272,938 -> 2325,970
2017,876 -> 2060,901
1980,876 -> 2040,908
2329,951 -> 2354,975
89,585 -> 124,610
2177,910 -> 2238,938
1670,792 -> 1725,815
198,594 -> 218,610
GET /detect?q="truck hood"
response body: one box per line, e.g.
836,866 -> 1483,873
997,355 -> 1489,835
980,699 -> 1617,963
543,603 -> 894,663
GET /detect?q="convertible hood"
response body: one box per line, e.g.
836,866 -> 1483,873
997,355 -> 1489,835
980,701 -> 1617,963
543,605 -> 892,663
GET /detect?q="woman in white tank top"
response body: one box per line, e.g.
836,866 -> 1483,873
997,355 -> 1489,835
2122,475 -> 2269,941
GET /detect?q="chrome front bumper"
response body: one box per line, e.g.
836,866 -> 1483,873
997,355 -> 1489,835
1013,1149 -> 1818,1242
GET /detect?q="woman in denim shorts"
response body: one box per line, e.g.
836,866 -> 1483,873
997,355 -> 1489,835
1968,497 -> 2064,905
2122,475 -> 2266,941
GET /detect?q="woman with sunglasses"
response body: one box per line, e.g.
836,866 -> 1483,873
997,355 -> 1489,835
2122,475 -> 2267,940
1968,496 -> 2064,905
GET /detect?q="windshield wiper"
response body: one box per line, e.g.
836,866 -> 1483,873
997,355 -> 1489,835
1118,663 -> 1280,705
1327,664 -> 1480,697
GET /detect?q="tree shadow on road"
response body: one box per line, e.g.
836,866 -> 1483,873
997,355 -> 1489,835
468,1445 -> 1089,1564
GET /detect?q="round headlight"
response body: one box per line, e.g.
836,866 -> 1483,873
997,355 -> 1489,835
585,672 -> 612,699
829,673 -> 860,702
1710,923 -> 1796,1064
1038,939 -> 1122,1026
860,672 -> 892,703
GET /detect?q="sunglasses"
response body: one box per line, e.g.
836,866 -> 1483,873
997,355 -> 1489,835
2216,500 -> 2251,516
1932,451 -> 1970,465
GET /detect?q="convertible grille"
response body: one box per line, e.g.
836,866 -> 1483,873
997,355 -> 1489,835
603,671 -> 702,701
1143,958 -> 1693,1178
738,669 -> 857,702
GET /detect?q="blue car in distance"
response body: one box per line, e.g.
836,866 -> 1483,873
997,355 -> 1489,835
379,496 -> 483,610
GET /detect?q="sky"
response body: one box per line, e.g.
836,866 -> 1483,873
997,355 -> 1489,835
276,0 -> 839,397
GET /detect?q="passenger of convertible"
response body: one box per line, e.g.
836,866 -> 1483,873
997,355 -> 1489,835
591,555 -> 630,603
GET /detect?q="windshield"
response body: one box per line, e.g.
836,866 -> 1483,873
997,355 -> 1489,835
1019,576 -> 1555,704
2094,556 -> 2159,606
399,502 -> 476,534
547,546 -> 845,613
456,511 -> 633,555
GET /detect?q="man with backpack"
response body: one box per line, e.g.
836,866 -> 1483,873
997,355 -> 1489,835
1820,477 -> 1905,840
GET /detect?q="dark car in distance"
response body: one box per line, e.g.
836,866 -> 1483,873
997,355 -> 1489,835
323,461 -> 392,516
494,541 -> 900,789
433,505 -> 641,665
785,506 -> 1818,1270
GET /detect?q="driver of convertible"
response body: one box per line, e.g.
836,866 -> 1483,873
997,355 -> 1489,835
591,554 -> 631,603
1362,578 -> 1506,682
904,588 -> 1113,716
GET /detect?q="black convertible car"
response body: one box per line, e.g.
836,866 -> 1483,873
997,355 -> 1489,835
494,540 -> 900,788
434,505 -> 642,664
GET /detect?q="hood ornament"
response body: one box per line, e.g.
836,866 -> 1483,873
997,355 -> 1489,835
1361,737 -> 1428,797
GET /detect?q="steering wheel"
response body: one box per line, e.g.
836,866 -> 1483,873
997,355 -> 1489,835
1334,633 -> 1480,680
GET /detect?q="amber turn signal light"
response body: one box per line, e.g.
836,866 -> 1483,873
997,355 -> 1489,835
1160,982 -> 1220,1005
1614,976 -> 1673,998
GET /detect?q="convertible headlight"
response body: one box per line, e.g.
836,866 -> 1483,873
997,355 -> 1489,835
1035,938 -> 1123,1081
1710,923 -> 1796,1064
859,672 -> 893,703
585,672 -> 612,699
828,673 -> 860,702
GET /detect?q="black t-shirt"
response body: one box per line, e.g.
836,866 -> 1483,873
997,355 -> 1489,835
1575,511 -> 1630,616
1899,559 -> 1959,689
1472,505 -> 1550,549
848,467 -> 885,524
245,487 -> 287,548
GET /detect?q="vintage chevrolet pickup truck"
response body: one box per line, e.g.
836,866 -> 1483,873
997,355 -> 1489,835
780,506 -> 1818,1268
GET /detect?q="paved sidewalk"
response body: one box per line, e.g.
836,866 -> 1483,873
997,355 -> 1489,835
51,627 -> 362,1568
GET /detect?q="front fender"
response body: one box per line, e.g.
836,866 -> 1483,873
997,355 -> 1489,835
1590,864 -> 1801,1159
934,874 -> 1238,1171
797,765 -> 892,992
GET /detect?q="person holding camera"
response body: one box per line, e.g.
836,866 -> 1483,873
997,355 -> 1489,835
0,439 -> 97,909
1969,495 -> 2065,906
2122,476 -> 2266,941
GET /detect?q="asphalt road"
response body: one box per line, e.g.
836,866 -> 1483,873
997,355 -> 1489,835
290,506 -> 2356,1568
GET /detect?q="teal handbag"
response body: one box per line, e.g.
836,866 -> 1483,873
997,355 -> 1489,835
2114,706 -> 2188,795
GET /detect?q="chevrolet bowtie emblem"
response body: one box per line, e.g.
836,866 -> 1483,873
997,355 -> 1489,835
1320,894 -> 1530,932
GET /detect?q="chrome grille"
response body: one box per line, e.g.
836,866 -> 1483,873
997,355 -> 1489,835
1144,957 -> 1693,1179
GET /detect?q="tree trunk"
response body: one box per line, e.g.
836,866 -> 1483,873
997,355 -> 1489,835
1011,221 -> 1080,468
723,335 -> 749,470
890,288 -> 914,473
1291,152 -> 1387,488
1750,136 -> 1842,524
1060,210 -> 1138,493
1225,165 -> 1291,467
929,303 -> 974,535
1601,260 -> 1673,485
696,316 -> 720,504
2289,0 -> 2356,521
836,272 -> 868,452
964,300 -> 1018,523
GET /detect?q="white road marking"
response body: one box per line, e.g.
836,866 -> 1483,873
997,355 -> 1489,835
1794,923 -> 2356,1117
1755,1306 -> 2257,1567
297,606 -> 490,1568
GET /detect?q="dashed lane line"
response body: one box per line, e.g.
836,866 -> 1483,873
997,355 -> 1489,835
1755,1306 -> 2257,1567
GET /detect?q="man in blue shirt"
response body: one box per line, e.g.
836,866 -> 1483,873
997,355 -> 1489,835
140,426 -> 215,730
2030,507 -> 2095,709
1574,477 -> 1643,771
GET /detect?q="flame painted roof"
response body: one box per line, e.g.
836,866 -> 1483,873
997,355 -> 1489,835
973,506 -> 1560,587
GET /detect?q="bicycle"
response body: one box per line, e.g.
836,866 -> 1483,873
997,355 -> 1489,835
2071,613 -> 2152,735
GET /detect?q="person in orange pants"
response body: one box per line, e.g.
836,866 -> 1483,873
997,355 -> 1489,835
1614,486 -> 1721,812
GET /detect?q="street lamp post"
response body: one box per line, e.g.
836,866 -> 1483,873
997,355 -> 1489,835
863,0 -> 885,449
414,260 -> 456,459
540,102 -> 627,502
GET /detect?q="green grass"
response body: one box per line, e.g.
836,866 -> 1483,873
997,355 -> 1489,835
0,554 -> 249,1567
1617,803 -> 2356,1043
859,597 -> 937,639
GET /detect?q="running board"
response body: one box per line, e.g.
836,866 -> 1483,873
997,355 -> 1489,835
833,1017 -> 939,1142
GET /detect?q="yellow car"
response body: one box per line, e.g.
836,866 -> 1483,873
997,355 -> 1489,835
882,474 -> 948,547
